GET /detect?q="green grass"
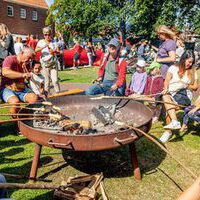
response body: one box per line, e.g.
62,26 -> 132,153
0,67 -> 200,200
58,67 -> 132,84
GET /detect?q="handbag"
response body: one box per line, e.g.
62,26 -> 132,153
173,89 -> 191,106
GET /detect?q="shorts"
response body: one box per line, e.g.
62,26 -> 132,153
73,52 -> 80,61
1,87 -> 32,103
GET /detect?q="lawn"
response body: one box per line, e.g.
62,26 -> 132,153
0,67 -> 200,200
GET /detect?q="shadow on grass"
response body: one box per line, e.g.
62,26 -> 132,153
30,191 -> 54,200
60,78 -> 71,82
1,156 -> 53,178
0,147 -> 27,163
61,137 -> 166,179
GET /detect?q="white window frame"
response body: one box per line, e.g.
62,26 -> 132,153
32,11 -> 38,21
7,6 -> 14,17
20,8 -> 26,19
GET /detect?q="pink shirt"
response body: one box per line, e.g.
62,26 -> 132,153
1,55 -> 25,89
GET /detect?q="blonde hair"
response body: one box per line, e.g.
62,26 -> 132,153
156,25 -> 176,40
0,23 -> 10,40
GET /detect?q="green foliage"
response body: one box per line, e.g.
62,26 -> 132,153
47,0 -> 200,39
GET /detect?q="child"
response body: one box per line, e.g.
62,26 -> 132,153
144,61 -> 164,122
126,59 -> 147,96
180,97 -> 200,132
29,61 -> 45,99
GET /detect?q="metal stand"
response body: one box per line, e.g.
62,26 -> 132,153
29,143 -> 42,180
129,143 -> 141,180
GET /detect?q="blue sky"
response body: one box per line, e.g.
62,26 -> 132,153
45,0 -> 54,7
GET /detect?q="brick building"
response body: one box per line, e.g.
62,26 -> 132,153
0,0 -> 49,40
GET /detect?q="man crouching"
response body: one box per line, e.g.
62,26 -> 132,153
1,47 -> 38,114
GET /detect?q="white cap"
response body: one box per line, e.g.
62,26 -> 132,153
136,59 -> 146,67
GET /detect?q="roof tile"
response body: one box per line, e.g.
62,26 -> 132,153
4,0 -> 49,9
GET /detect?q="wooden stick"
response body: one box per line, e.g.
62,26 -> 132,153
0,183 -> 57,190
100,181 -> 109,200
90,96 -> 187,108
0,101 -> 52,106
48,88 -> 84,98
0,117 -> 48,124
0,113 -> 50,117
124,124 -> 198,180
1,173 -> 52,182
0,105 -> 43,110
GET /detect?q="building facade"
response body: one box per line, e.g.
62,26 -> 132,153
0,0 -> 49,40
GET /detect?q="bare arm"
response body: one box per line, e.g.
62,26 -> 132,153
164,72 -> 172,91
177,178 -> 200,200
156,51 -> 176,63
2,68 -> 30,79
187,79 -> 198,91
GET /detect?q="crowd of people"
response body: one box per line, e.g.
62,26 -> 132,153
0,21 -> 200,200
0,22 -> 200,144
86,25 -> 200,144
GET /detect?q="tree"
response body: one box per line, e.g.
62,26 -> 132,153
46,0 -> 200,41
46,0 -> 114,40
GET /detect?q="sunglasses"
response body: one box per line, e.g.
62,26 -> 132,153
44,33 -> 51,36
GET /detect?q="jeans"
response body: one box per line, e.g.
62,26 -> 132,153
183,105 -> 200,125
0,174 -> 6,199
1,87 -> 31,103
85,80 -> 125,96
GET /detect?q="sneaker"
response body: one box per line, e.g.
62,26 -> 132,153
160,131 -> 172,143
163,120 -> 181,130
69,66 -> 78,70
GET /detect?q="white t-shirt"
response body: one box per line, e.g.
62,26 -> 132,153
14,42 -> 23,55
168,65 -> 197,99
29,73 -> 44,95
36,39 -> 56,59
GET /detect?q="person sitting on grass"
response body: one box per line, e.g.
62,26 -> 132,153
0,47 -> 38,115
160,50 -> 198,143
29,60 -> 46,100
180,96 -> 200,132
143,61 -> 164,123
85,38 -> 127,96
125,59 -> 147,97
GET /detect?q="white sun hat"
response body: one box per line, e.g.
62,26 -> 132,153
136,59 -> 146,67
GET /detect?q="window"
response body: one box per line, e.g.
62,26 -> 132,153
7,6 -> 14,17
32,11 -> 38,21
20,8 -> 26,19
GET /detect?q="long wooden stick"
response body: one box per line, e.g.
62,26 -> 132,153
125,124 -> 197,180
0,106 -> 48,111
0,101 -> 52,106
0,113 -> 50,117
0,183 -> 57,190
0,117 -> 48,124
1,173 -> 52,182
91,96 -> 187,108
